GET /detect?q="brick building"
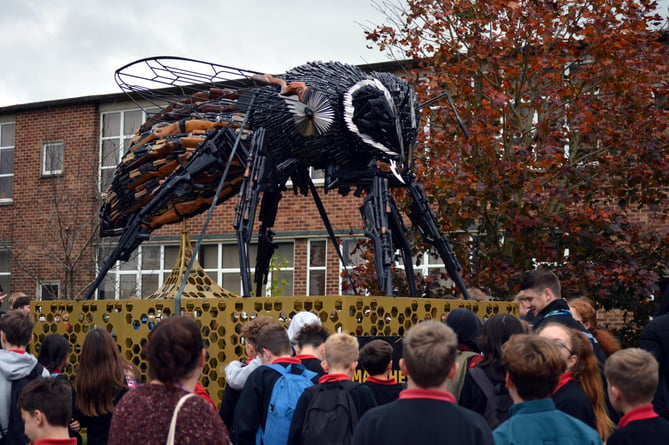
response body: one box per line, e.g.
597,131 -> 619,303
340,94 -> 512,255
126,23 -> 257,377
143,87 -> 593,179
0,61 -> 450,304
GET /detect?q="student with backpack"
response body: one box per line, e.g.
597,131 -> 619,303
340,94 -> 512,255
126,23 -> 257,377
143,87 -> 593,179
352,321 -> 493,445
233,324 -> 317,445
0,311 -> 51,445
459,314 -> 525,429
288,333 -> 377,445
220,316 -> 281,431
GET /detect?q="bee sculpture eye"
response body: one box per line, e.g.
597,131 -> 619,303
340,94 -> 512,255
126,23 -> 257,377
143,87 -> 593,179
343,78 -> 403,160
288,89 -> 335,137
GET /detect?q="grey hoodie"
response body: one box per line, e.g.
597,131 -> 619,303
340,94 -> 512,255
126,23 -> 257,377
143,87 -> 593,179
0,349 -> 50,435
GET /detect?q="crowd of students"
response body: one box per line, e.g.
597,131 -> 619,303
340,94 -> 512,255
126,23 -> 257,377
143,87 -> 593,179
1,267 -> 669,445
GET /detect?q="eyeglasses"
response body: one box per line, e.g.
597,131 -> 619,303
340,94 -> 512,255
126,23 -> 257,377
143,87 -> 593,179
555,341 -> 574,356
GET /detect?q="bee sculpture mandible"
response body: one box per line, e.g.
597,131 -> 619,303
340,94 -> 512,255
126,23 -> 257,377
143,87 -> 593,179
84,56 -> 470,299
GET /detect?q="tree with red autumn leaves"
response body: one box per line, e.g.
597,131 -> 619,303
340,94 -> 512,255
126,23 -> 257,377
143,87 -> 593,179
363,0 -> 668,318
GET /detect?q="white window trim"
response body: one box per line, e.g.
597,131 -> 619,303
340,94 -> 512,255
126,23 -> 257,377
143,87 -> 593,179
99,241 -> 296,299
0,121 -> 15,203
98,108 -> 151,195
307,239 -> 327,296
41,140 -> 64,176
38,281 -> 60,300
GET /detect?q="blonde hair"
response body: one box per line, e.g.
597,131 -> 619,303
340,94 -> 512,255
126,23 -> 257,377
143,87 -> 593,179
605,348 -> 659,405
324,333 -> 359,370
403,321 -> 457,388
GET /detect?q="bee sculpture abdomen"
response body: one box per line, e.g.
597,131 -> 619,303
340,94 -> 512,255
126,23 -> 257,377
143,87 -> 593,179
100,90 -> 253,236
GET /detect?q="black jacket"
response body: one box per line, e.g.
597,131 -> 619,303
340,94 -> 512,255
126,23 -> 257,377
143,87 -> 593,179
639,313 -> 669,420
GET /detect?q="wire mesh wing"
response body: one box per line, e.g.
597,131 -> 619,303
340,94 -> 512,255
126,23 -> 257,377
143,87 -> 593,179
114,56 -> 265,112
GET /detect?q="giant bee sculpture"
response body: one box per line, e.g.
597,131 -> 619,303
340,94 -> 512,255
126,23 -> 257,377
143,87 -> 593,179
85,56 -> 470,299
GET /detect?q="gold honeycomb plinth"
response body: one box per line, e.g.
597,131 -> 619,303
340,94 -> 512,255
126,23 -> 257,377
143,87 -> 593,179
31,296 -> 517,406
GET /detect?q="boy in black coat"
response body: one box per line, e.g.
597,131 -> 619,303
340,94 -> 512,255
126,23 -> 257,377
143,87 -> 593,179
352,321 -> 493,445
604,348 -> 669,445
359,339 -> 403,405
288,333 -> 376,445
232,324 -> 317,445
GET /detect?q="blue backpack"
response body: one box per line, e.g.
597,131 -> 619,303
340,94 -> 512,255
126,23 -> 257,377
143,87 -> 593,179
256,363 -> 317,445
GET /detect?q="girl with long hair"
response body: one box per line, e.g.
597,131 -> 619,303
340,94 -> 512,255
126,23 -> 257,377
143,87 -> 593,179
568,297 -> 621,357
538,322 -> 613,439
108,316 -> 229,444
459,313 -> 525,428
74,328 -> 129,445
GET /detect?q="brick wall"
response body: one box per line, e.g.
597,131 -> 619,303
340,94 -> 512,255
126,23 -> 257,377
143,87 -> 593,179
0,100 -> 374,299
0,104 -> 100,298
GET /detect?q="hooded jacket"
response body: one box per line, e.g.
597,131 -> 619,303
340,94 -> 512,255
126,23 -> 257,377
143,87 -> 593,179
0,349 -> 50,435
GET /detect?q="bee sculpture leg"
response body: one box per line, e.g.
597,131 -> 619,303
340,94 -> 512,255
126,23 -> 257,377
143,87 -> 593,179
388,195 -> 418,298
234,129 -> 267,297
360,175 -> 396,296
404,174 -> 472,300
253,189 -> 283,296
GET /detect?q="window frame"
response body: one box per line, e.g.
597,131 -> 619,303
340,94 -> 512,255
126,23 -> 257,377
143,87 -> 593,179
0,121 -> 15,203
98,108 -> 149,194
41,140 -> 64,176
307,239 -> 327,296
97,240 -> 296,299
38,281 -> 60,300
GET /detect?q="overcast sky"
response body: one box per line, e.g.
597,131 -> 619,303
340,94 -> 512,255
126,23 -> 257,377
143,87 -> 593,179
0,0 -> 392,107
1,0 -> 667,108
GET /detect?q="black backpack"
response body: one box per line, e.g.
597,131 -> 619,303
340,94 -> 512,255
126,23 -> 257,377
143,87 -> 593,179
469,367 -> 513,429
301,380 -> 359,445
0,363 -> 44,445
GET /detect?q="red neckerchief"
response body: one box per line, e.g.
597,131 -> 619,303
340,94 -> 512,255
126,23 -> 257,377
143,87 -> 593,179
399,388 -> 456,403
52,368 -> 63,374
469,355 -> 484,369
319,373 -> 350,384
553,371 -> 574,394
294,354 -> 319,361
7,349 -> 26,354
272,357 -> 302,365
618,404 -> 659,429
367,376 -> 398,385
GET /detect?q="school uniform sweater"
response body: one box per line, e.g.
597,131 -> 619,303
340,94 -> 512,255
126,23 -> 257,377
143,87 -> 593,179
232,358 -> 317,445
351,388 -> 493,445
288,373 -> 377,445
361,376 -> 404,406
552,374 -> 597,431
295,354 -> 326,378
493,398 -> 601,445
607,404 -> 669,445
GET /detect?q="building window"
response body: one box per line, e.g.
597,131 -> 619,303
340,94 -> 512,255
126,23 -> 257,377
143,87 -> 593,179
413,250 -> 451,294
0,122 -> 15,202
97,241 -> 295,299
339,238 -> 452,296
38,282 -> 60,300
0,250 -> 10,300
42,141 -> 64,176
200,241 -> 295,297
307,240 -> 327,295
340,238 -> 367,295
99,109 -> 146,193
97,244 -> 179,299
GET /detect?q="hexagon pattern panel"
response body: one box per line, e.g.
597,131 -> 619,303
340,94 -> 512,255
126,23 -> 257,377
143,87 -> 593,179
32,297 -> 517,406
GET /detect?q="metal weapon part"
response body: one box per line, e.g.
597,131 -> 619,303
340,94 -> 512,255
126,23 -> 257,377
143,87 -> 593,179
85,56 -> 471,300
